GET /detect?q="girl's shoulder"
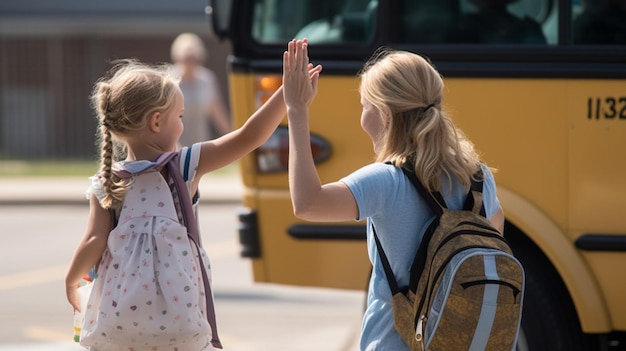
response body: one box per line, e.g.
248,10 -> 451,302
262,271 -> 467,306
85,160 -> 150,203
86,173 -> 106,201
177,143 -> 202,183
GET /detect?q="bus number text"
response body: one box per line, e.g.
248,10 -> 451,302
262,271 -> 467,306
587,97 -> 626,120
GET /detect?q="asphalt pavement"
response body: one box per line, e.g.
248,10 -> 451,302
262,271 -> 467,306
0,172 -> 363,351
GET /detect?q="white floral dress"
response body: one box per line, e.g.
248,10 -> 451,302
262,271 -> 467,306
81,145 -> 216,351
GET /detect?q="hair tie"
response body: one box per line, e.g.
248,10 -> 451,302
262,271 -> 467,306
424,103 -> 436,112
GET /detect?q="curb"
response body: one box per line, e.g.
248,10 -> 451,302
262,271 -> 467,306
0,174 -> 244,206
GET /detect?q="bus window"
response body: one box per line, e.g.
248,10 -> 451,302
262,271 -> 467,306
401,0 -> 553,44
573,0 -> 626,44
251,0 -> 378,44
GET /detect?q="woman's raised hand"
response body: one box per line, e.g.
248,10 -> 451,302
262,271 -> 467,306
283,39 -> 322,114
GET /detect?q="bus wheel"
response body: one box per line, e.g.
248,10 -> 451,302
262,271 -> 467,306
509,225 -> 596,351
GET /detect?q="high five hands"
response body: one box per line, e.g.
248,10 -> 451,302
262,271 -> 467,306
283,39 -> 323,114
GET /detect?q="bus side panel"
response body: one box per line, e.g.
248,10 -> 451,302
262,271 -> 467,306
568,81 -> 626,330
257,192 -> 370,289
445,78 -> 569,231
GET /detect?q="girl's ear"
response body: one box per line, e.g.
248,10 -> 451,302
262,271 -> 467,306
149,112 -> 161,133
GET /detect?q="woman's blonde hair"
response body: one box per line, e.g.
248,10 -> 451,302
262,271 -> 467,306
91,59 -> 180,209
359,49 -> 482,192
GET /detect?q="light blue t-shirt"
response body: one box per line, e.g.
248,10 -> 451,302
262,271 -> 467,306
340,162 -> 500,351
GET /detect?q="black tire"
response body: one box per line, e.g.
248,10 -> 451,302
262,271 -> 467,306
507,223 -> 597,351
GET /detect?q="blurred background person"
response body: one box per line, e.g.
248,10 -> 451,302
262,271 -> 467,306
171,32 -> 232,147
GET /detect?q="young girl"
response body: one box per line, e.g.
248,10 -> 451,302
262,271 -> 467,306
65,39 -> 320,350
283,48 -> 505,350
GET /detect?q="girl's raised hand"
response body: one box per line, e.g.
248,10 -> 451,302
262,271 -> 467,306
283,39 -> 322,113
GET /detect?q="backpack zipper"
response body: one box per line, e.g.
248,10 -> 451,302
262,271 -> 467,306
461,279 -> 521,298
415,315 -> 427,342
457,220 -> 502,234
435,229 -> 508,256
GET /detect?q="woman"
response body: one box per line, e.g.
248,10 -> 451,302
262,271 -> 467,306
170,33 -> 231,146
282,47 -> 505,350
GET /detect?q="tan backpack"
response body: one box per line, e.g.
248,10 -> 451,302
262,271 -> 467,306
373,165 -> 524,351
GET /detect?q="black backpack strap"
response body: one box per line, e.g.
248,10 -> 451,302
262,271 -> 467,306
462,168 -> 487,217
372,223 -> 402,295
373,162 -> 446,296
400,165 -> 446,215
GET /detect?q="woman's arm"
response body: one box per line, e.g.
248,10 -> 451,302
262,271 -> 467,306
283,39 -> 358,222
65,194 -> 111,311
191,40 -> 322,190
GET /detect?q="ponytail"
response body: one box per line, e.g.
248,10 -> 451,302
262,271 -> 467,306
360,50 -> 482,193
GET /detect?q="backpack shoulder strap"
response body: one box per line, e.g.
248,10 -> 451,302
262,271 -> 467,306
400,165 -> 446,215
111,152 -> 177,179
372,224 -> 402,295
165,153 -> 223,349
462,168 -> 487,217
165,153 -> 198,242
374,163 -> 444,296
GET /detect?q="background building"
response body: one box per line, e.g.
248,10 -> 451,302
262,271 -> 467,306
0,0 -> 232,159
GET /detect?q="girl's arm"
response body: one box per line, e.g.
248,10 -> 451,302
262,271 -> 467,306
195,84 -> 286,177
283,39 -> 358,222
192,40 -> 322,187
65,194 -> 111,311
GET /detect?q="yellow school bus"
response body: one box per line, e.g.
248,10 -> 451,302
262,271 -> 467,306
208,0 -> 626,349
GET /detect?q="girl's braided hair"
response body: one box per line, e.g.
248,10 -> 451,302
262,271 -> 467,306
91,59 -> 179,209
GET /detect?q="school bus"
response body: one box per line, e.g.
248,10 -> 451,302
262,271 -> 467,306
207,0 -> 626,349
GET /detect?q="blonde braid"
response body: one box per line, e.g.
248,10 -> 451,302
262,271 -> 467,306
90,59 -> 181,209
94,83 -> 125,209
